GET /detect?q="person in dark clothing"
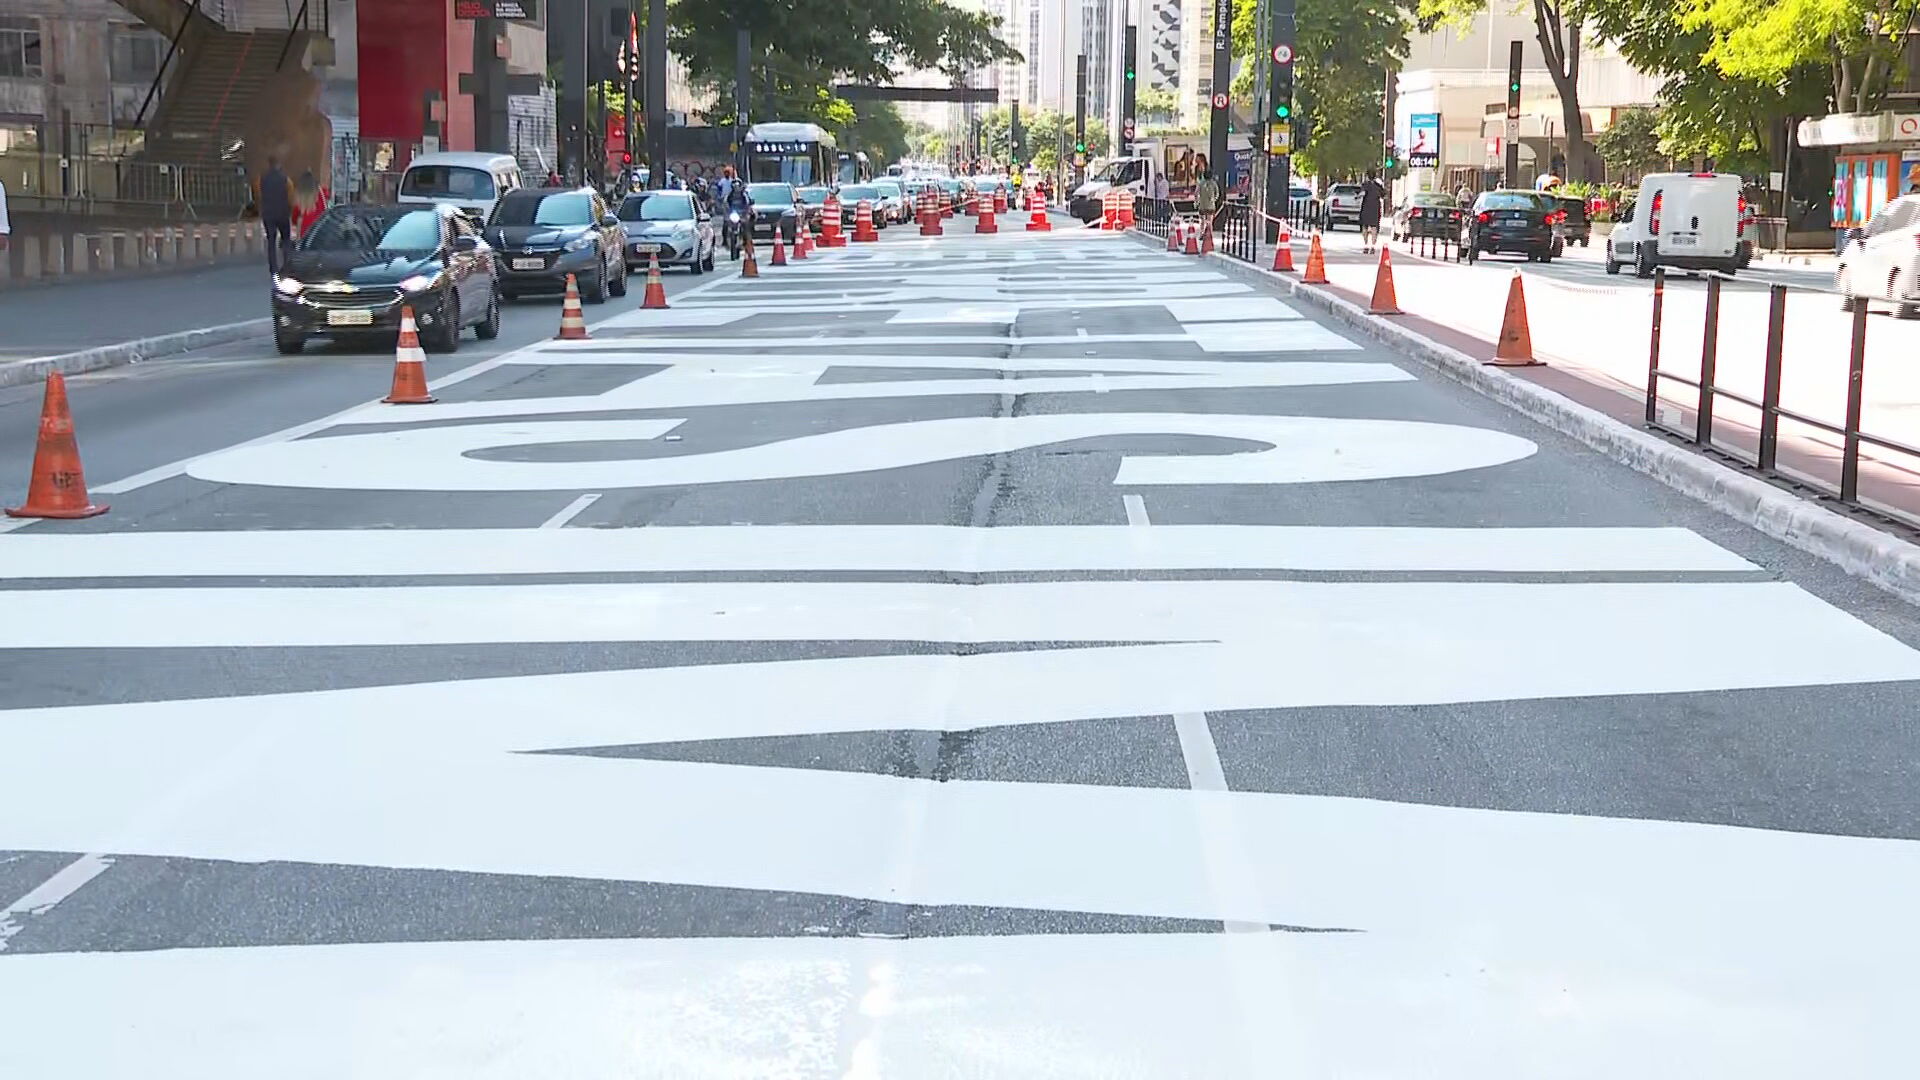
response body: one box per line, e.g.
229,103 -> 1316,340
1359,170 -> 1387,254
256,156 -> 295,275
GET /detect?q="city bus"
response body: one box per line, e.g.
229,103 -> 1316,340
744,122 -> 837,187
837,150 -> 872,184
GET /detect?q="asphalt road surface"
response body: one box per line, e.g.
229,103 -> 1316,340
5,222 -> 1920,1077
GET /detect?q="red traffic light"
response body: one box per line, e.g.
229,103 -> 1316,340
621,152 -> 632,165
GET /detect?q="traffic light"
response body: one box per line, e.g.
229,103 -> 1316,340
1267,39 -> 1294,137
1124,64 -> 1136,81
1075,139 -> 1086,154
1384,140 -> 1397,169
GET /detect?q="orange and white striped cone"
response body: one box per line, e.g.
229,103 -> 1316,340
642,253 -> 668,309
1184,223 -> 1201,256
385,305 -> 438,402
994,188 -> 1008,214
975,201 -> 998,234
854,200 -> 880,242
1025,190 -> 1052,231
742,233 -> 760,277
555,275 -> 591,341
1272,223 -> 1296,272
1200,220 -> 1215,254
794,225 -> 811,259
771,230 -> 788,266
1167,220 -> 1181,252
1118,189 -> 1136,228
821,198 -> 844,247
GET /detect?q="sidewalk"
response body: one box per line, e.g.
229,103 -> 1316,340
0,262 -> 269,385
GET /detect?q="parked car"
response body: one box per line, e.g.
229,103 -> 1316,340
1391,193 -> 1464,243
486,187 -> 629,302
271,203 -> 500,355
616,189 -> 716,274
1836,193 -> 1920,319
1604,172 -> 1744,278
1554,194 -> 1592,247
1458,189 -> 1562,263
1322,183 -> 1365,229
745,183 -> 805,242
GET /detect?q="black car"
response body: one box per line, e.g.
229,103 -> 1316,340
1391,193 -> 1464,243
1554,194 -> 1592,247
271,203 -> 500,355
836,184 -> 888,230
746,183 -> 805,242
1459,190 -> 1562,263
486,187 -> 628,302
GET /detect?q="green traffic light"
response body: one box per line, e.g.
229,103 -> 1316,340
1125,68 -> 1136,81
1509,80 -> 1520,93
1274,103 -> 1290,119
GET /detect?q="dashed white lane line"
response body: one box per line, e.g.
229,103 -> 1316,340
0,853 -> 113,951
539,493 -> 602,529
1122,494 -> 1150,526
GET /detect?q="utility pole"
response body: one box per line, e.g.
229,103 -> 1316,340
1207,0 -> 1230,181
625,8 -> 638,182
644,0 -> 668,187
734,28 -> 750,176
1262,0 -> 1295,240
1505,40 -> 1522,188
1120,26 -> 1137,155
1074,54 -> 1088,185
1011,100 -> 1022,165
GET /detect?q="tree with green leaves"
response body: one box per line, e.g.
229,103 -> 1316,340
1593,107 -> 1665,179
840,102 -> 910,169
1136,87 -> 1183,127
1680,0 -> 1920,115
1418,0 -> 1599,181
973,107 -> 1108,167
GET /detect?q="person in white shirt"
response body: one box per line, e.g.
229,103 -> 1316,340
0,176 -> 11,254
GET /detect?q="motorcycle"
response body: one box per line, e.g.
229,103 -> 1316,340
723,209 -> 747,260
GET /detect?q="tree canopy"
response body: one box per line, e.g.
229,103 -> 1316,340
1231,0 -> 1414,180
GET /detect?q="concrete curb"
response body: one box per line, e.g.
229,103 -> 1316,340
1134,230 -> 1920,607
0,318 -> 270,391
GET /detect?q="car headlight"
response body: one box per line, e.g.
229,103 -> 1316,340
563,235 -> 595,252
273,276 -> 304,296
398,273 -> 441,293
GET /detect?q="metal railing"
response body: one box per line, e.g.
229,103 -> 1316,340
1217,202 -> 1255,263
1134,196 -> 1174,238
1644,269 -> 1920,527
2,150 -> 250,217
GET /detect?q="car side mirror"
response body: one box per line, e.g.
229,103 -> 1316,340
452,235 -> 480,253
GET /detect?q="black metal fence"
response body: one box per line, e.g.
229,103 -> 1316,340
1217,202 -> 1256,263
1135,197 -> 1173,239
1644,270 -> 1920,527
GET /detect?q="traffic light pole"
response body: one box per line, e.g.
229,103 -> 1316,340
644,0 -> 668,188
734,29 -> 750,177
1262,0 -> 1295,241
1505,40 -> 1523,188
1120,26 -> 1137,156
1074,54 -> 1088,186
1208,0 -> 1231,187
1011,101 -> 1022,165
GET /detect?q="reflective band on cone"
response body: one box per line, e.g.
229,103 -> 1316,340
554,275 -> 591,340
1368,248 -> 1402,315
5,373 -> 107,519
976,203 -> 998,234
1025,190 -> 1052,231
1303,233 -> 1329,284
771,232 -> 788,266
1273,225 -> 1295,272
385,305 -> 438,403
854,200 -> 880,242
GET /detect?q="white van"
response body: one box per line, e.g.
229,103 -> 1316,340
397,152 -> 524,222
1604,171 -> 1745,278
1836,193 -> 1920,319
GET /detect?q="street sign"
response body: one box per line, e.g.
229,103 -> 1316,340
1271,44 -> 1292,64
1075,152 -> 1087,167
1266,124 -> 1291,153
1122,118 -> 1136,139
454,0 -> 538,19
1506,104 -> 1519,120
1212,92 -> 1228,110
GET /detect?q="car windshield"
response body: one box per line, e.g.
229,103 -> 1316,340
795,188 -> 831,205
493,192 -> 596,227
400,165 -> 495,201
300,208 -> 441,252
1481,193 -> 1548,212
619,193 -> 694,222
841,185 -> 880,202
749,184 -> 794,206
873,182 -> 903,198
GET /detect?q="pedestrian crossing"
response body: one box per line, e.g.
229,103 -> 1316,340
3,224 -> 1918,1076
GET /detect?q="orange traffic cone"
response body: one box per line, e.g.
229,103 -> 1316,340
1303,233 -> 1329,284
994,188 -> 1008,214
976,202 -> 998,234
854,200 -> 880,242
1025,190 -> 1052,231
385,305 -> 438,403
1488,273 -> 1544,366
821,198 -> 844,247
1184,223 -> 1201,256
771,231 -> 788,266
1201,222 -> 1215,254
1368,248 -> 1402,315
1167,221 -> 1181,252
555,277 -> 591,340
642,252 -> 668,309
794,227 -> 811,259
1272,226 -> 1296,272
742,234 -> 760,278
5,373 -> 107,519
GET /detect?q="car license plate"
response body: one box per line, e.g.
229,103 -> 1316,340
633,243 -> 661,254
326,309 -> 374,327
1671,236 -> 1696,246
511,257 -> 544,270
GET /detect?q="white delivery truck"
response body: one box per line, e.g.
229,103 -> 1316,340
1604,172 -> 1749,278
1069,134 -> 1252,222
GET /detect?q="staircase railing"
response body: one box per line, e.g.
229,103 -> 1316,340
133,0 -> 205,130
273,0 -> 310,72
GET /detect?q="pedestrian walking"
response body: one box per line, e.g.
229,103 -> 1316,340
1152,171 -> 1171,202
255,155 -> 295,275
1194,169 -> 1222,235
292,168 -> 327,238
1359,169 -> 1387,254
